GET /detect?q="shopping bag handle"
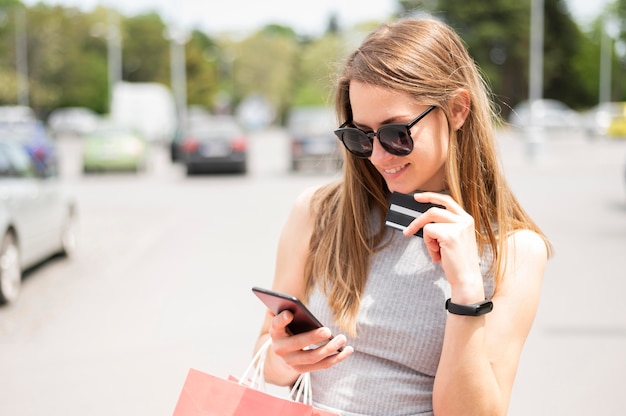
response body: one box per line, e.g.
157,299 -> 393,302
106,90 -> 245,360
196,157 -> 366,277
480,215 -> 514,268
238,338 -> 271,390
239,338 -> 314,405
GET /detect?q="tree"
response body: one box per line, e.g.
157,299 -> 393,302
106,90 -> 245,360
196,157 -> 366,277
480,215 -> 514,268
224,24 -> 300,122
121,12 -> 169,84
185,30 -> 219,109
397,0 -> 596,115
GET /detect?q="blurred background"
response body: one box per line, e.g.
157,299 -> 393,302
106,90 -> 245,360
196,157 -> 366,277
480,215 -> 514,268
0,0 -> 625,415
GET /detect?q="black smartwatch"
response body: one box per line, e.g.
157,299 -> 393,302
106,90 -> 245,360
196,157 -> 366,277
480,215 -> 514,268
445,298 -> 493,316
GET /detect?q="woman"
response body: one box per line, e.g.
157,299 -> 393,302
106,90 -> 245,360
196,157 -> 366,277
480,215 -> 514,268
255,16 -> 551,416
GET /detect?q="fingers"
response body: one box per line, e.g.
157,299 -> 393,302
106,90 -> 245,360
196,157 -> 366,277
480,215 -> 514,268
413,191 -> 462,212
268,310 -> 353,373
402,192 -> 472,238
281,335 -> 354,373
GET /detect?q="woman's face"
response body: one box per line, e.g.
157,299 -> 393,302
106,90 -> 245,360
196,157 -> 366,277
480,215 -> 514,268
348,81 -> 449,194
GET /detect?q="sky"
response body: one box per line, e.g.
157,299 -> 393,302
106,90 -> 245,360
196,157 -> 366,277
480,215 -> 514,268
21,0 -> 610,36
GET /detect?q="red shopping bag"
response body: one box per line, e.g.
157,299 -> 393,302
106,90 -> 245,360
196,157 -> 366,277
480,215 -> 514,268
172,368 -> 338,416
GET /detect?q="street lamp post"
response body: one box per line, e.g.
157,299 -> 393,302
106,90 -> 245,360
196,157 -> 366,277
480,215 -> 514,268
15,7 -> 29,107
526,0 -> 545,163
90,8 -> 122,113
165,26 -> 189,132
106,8 -> 122,112
599,12 -> 618,106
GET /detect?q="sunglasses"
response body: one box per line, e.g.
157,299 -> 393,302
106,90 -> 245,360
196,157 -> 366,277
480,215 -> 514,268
334,106 -> 436,158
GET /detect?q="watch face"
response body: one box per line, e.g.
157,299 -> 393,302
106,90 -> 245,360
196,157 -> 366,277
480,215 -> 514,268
476,301 -> 494,315
445,299 -> 493,316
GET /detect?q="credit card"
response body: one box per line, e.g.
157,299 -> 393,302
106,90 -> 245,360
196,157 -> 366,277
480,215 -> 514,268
385,192 -> 444,237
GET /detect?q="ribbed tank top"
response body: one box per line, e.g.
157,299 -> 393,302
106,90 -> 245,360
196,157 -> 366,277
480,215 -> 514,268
307,229 -> 495,416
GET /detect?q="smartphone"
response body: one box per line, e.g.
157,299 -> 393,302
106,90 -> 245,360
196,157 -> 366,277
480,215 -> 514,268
385,191 -> 444,237
252,286 -> 341,351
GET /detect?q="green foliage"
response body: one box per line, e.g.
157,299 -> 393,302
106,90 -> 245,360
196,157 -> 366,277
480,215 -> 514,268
398,0 -> 610,113
122,13 -> 169,83
291,34 -> 344,107
0,0 -> 623,120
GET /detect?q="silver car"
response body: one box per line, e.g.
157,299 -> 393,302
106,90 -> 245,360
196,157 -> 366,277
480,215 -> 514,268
0,139 -> 77,304
287,107 -> 342,172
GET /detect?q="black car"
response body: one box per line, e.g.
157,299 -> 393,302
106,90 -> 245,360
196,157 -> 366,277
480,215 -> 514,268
179,115 -> 247,175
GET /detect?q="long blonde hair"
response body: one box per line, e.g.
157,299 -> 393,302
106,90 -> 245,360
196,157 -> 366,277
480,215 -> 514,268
304,16 -> 550,335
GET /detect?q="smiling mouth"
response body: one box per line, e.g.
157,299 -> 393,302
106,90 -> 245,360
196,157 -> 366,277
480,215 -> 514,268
384,164 -> 408,174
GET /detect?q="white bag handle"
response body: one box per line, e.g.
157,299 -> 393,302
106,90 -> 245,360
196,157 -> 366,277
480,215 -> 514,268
239,338 -> 314,405
238,338 -> 271,390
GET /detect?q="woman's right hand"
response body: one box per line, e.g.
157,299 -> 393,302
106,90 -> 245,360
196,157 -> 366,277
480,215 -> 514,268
268,310 -> 353,374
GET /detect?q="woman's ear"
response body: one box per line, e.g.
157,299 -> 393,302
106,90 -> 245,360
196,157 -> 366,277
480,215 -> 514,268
449,89 -> 471,131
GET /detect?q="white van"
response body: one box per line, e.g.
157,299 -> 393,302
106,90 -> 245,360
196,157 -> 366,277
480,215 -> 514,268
110,82 -> 177,144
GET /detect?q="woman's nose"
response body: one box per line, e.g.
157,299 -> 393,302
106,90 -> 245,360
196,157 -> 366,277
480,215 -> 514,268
369,136 -> 392,162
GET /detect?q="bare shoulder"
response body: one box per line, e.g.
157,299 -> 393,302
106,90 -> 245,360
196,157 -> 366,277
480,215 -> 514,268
507,229 -> 550,267
272,185 -> 324,296
288,184 -> 323,226
496,229 -> 549,298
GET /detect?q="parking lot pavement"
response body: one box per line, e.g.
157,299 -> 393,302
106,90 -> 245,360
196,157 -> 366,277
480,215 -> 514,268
496,128 -> 626,416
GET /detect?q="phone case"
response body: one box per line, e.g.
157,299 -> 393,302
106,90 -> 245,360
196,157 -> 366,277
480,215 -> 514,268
252,287 -> 323,335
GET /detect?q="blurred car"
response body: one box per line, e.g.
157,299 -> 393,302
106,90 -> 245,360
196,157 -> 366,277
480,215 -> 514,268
179,115 -> 247,175
0,120 -> 59,177
170,106 -> 213,163
508,99 -> 581,130
582,101 -> 626,139
47,107 -> 99,138
0,105 -> 36,123
82,121 -> 148,173
0,139 -> 77,304
286,106 -> 342,172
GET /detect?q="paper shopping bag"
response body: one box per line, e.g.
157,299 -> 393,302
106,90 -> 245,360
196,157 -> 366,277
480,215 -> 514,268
172,368 -> 338,416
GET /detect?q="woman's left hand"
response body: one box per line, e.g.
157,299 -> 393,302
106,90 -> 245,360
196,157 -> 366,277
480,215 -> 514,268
402,192 -> 484,299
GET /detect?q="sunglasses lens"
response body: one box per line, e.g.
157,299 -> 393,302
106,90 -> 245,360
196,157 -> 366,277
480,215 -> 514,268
335,129 -> 373,158
379,126 -> 413,156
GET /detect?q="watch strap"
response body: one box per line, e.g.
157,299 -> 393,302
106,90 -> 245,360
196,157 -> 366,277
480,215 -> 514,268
445,298 -> 493,316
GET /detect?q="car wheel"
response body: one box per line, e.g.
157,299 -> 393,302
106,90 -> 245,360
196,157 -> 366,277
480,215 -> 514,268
59,209 -> 78,258
0,232 -> 21,305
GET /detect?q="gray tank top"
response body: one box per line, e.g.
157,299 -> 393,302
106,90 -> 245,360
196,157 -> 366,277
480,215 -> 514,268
307,229 -> 495,416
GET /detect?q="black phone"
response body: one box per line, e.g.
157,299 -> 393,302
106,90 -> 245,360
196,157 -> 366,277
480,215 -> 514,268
252,286 -> 342,351
385,191 -> 444,237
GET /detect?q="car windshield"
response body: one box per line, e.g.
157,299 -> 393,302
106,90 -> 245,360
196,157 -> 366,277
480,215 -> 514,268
187,117 -> 241,137
92,124 -> 134,137
288,108 -> 336,134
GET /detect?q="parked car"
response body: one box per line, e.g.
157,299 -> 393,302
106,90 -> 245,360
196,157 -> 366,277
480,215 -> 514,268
110,82 -> 177,144
0,139 -> 77,304
170,106 -> 213,163
0,120 -> 58,177
82,121 -> 148,173
582,101 -> 626,139
508,99 -> 581,130
47,107 -> 99,138
0,105 -> 36,123
286,107 -> 342,172
179,115 -> 247,175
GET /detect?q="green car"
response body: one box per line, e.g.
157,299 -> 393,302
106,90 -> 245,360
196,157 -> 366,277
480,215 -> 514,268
82,122 -> 147,173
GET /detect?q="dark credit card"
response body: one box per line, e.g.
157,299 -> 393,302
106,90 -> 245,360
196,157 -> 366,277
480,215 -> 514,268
385,192 -> 444,237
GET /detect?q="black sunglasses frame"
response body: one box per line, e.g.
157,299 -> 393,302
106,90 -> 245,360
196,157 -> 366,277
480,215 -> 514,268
334,105 -> 437,158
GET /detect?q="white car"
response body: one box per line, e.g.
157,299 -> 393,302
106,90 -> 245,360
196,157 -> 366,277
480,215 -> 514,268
509,99 -> 581,130
0,139 -> 77,304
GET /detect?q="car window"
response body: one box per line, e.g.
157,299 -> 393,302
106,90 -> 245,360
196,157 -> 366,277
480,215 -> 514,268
0,144 -> 12,177
4,143 -> 35,178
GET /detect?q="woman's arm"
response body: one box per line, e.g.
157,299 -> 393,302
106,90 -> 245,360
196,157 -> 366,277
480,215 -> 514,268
432,230 -> 547,415
254,186 -> 352,386
405,192 -> 548,415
